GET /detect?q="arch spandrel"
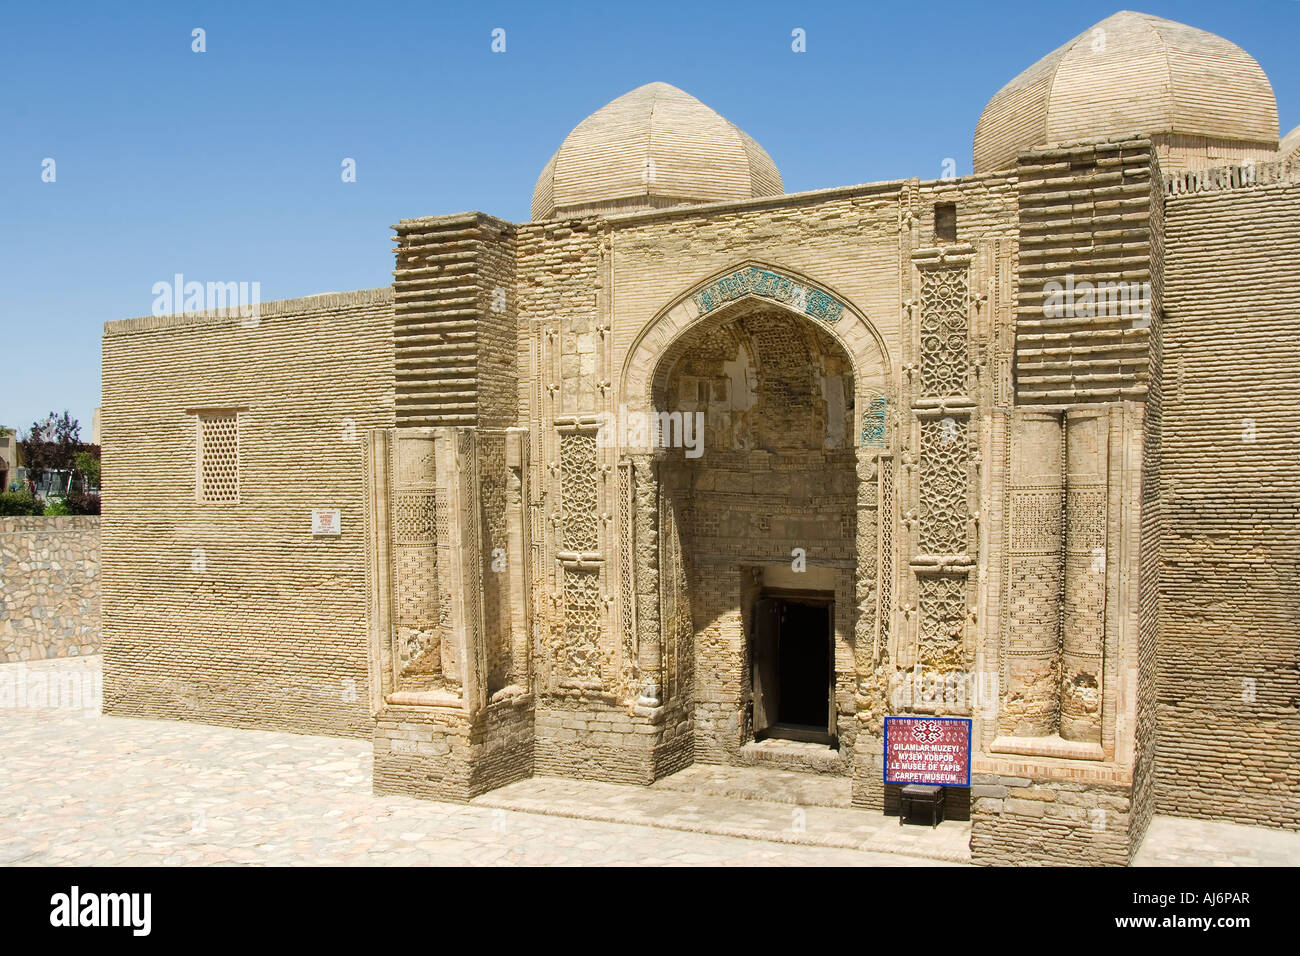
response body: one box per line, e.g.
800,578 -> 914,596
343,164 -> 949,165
618,262 -> 893,429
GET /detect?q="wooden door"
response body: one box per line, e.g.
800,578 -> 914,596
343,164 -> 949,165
825,601 -> 836,735
752,598 -> 781,733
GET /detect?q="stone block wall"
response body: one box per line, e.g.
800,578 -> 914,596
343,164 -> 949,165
373,706 -> 475,801
1156,165 -> 1300,828
0,517 -> 101,662
532,699 -> 688,785
971,770 -> 1133,866
373,695 -> 534,802
100,289 -> 395,738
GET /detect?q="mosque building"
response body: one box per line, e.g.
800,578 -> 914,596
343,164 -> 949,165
100,11 -> 1300,864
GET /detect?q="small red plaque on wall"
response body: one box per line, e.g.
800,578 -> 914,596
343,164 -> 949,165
884,716 -> 972,786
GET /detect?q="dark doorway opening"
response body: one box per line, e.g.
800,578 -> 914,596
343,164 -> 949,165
752,592 -> 834,744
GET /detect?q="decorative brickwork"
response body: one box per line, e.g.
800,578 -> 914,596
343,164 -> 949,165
616,460 -> 637,695
559,431 -> 599,552
1014,140 -> 1157,405
917,267 -> 970,399
390,433 -> 442,687
918,575 -> 966,669
195,413 -> 239,503
876,457 -> 895,662
1001,413 -> 1064,737
97,28 -> 1300,864
1156,167 -> 1300,829
102,289 -> 395,738
918,417 -> 970,556
559,567 -> 603,683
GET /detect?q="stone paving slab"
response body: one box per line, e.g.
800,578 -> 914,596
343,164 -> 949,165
4,656 -> 1298,867
0,657 -> 949,867
1132,815 -> 1300,867
473,776 -> 972,863
652,763 -> 853,807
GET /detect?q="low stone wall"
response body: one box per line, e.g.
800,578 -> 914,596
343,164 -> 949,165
373,696 -> 534,802
0,516 -> 101,662
970,772 -> 1134,866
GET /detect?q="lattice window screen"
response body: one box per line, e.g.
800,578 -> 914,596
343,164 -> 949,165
196,413 -> 239,503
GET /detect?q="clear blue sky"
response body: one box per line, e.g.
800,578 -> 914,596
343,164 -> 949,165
2,0 -> 1297,438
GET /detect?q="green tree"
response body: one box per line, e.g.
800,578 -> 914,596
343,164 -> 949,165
73,450 -> 101,489
21,411 -> 82,485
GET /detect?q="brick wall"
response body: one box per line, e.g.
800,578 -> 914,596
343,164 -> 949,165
373,696 -> 533,802
0,516 -> 100,662
100,289 -> 395,738
530,697 -> 692,785
1014,137 -> 1157,405
392,212 -> 518,429
1156,169 -> 1300,827
971,772 -> 1132,866
1131,147 -> 1166,852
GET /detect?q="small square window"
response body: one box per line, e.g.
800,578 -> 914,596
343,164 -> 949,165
196,412 -> 240,503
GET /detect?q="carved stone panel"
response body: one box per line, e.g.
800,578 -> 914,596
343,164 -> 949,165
1000,412 -> 1064,737
918,416 -> 970,556
1061,410 -> 1108,743
918,266 -> 970,399
559,430 -> 599,552
554,424 -> 605,688
877,456 -> 895,662
616,460 -> 637,694
918,574 -> 967,670
659,489 -> 690,704
453,428 -> 486,703
559,566 -> 603,683
391,433 -> 442,687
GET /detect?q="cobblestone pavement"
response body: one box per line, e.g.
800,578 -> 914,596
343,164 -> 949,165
2,657 -> 1296,867
0,657 -> 939,866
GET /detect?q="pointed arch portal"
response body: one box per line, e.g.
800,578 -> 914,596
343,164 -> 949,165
614,262 -> 895,759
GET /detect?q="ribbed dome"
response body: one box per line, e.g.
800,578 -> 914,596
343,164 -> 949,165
531,82 -> 783,221
1281,126 -> 1300,162
974,11 -> 1279,173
